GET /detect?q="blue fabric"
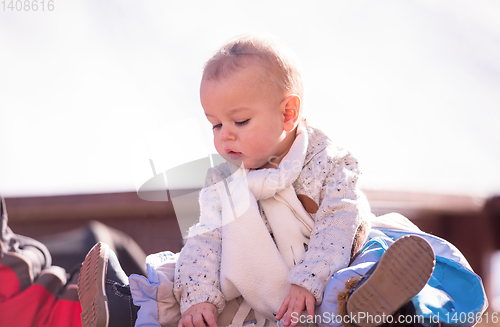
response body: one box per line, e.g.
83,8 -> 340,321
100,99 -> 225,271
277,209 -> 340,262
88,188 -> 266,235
317,228 -> 488,327
129,274 -> 161,327
129,251 -> 178,327
378,229 -> 487,326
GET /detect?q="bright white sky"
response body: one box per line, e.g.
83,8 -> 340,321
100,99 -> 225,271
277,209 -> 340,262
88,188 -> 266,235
1,0 -> 499,198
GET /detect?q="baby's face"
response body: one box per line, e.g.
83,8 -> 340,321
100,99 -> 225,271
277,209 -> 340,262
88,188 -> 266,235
201,65 -> 292,169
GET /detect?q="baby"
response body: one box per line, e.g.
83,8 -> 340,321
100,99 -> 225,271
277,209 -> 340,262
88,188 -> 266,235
171,33 -> 372,327
78,34 -> 487,327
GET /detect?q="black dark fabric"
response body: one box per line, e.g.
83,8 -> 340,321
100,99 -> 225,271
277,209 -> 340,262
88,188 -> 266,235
104,245 -> 139,327
37,220 -> 147,276
484,196 -> 500,249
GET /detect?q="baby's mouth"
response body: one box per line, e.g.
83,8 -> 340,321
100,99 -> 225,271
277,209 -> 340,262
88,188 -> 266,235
228,151 -> 242,159
224,147 -> 242,161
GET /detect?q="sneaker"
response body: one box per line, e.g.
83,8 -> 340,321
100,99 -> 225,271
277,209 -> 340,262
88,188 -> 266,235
346,235 -> 435,327
78,242 -> 139,327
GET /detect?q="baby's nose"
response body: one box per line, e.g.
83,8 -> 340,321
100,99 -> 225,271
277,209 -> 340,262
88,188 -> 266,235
220,126 -> 235,140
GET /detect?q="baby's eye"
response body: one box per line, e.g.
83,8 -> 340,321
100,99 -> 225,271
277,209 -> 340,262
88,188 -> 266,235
212,123 -> 222,130
235,119 -> 249,126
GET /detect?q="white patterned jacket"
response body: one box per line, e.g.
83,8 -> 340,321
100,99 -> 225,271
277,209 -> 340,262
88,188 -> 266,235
172,119 -> 373,316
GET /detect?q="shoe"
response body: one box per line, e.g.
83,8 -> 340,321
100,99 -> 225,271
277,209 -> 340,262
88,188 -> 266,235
78,242 -> 139,327
346,235 -> 435,327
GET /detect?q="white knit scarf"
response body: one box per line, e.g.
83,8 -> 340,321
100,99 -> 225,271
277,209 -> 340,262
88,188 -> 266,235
216,122 -> 316,320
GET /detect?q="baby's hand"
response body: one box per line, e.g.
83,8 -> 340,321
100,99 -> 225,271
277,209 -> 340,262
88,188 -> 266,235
275,285 -> 315,327
178,302 -> 218,327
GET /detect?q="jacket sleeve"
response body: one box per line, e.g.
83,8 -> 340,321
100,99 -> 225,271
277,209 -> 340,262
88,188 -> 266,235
287,149 -> 371,304
173,168 -> 226,315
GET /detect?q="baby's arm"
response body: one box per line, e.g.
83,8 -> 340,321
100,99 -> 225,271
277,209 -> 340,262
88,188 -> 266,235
287,149 -> 371,304
173,170 -> 226,323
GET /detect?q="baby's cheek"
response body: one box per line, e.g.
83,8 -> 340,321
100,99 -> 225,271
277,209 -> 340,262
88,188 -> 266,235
213,139 -> 223,153
246,134 -> 265,151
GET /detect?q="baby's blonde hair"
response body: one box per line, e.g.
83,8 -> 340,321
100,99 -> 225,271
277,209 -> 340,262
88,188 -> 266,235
202,34 -> 304,99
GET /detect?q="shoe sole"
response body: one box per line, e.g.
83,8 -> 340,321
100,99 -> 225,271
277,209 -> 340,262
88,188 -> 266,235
78,242 -> 110,327
346,235 -> 435,327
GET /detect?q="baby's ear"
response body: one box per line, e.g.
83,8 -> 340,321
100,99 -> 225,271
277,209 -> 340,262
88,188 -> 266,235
283,94 -> 301,132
